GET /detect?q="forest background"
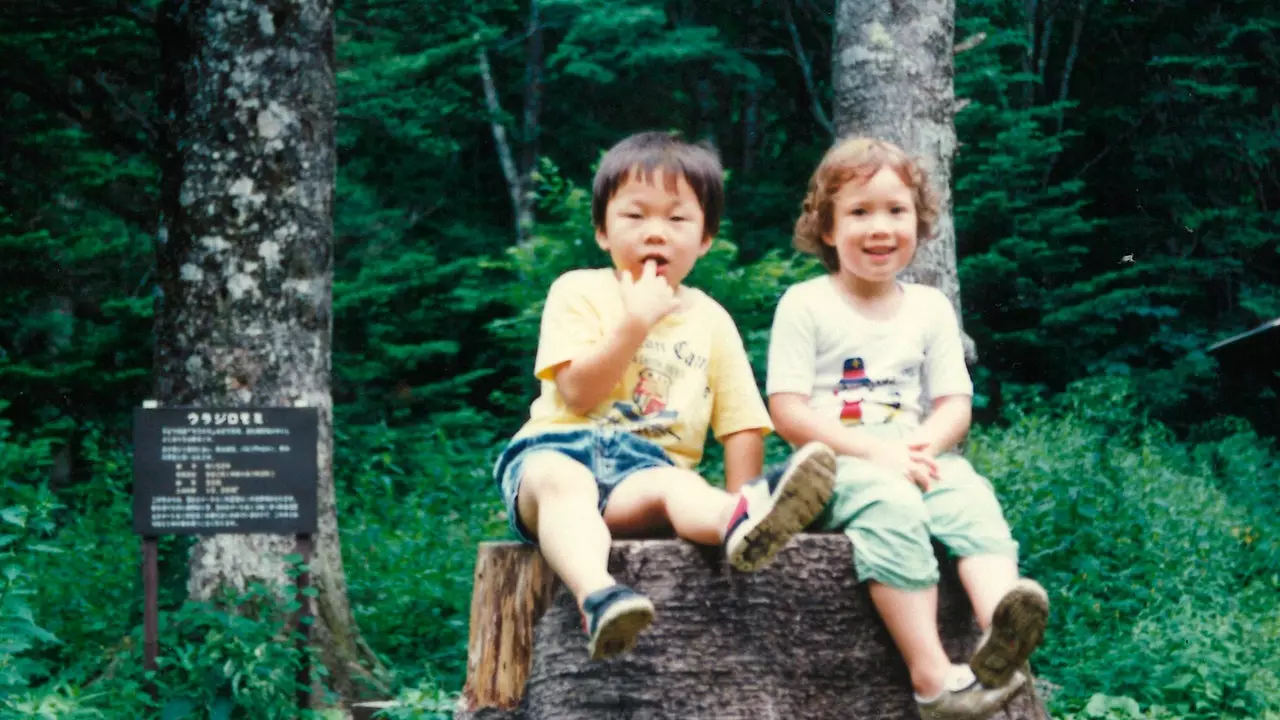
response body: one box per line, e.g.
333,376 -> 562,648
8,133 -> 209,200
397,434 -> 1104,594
1,0 -> 1278,718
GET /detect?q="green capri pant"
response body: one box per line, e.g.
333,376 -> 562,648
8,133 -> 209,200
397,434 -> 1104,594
810,428 -> 1019,591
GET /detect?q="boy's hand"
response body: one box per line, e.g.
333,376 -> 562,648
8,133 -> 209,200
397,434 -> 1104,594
865,441 -> 939,492
619,260 -> 680,329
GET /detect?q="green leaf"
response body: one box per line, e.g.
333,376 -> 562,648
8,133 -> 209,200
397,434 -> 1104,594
161,698 -> 197,720
0,507 -> 27,528
211,697 -> 234,720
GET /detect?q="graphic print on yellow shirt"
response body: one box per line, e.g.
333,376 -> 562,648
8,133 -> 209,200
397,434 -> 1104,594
591,335 -> 715,444
612,367 -> 677,432
517,269 -> 771,469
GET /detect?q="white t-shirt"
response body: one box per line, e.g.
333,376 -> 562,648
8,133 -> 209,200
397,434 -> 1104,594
766,276 -> 973,429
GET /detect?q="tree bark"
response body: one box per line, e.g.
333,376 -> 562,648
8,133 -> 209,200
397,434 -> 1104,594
155,0 -> 377,701
833,0 -> 977,363
458,538 -> 1048,719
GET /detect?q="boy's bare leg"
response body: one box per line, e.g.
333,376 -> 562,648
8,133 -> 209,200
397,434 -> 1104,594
605,445 -> 835,571
868,582 -> 953,697
602,467 -> 733,544
956,554 -> 1018,629
517,452 -> 616,607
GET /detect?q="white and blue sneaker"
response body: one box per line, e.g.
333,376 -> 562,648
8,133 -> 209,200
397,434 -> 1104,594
724,441 -> 836,572
581,584 -> 656,661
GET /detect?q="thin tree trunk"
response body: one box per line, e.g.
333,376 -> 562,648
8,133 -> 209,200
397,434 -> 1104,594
694,76 -> 718,147
521,0 -> 543,184
833,0 -> 976,362
478,47 -> 532,245
782,0 -> 835,137
1036,11 -> 1055,102
743,80 -> 760,175
1042,0 -> 1090,187
1021,0 -> 1038,108
155,0 -> 380,702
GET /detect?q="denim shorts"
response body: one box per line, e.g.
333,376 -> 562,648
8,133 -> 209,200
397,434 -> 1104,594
492,427 -> 675,544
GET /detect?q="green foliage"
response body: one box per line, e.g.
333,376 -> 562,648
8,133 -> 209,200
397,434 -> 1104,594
0,486 -> 62,701
336,415 -> 506,691
0,8 -> 156,436
0,401 -> 63,703
971,378 -> 1280,718
374,683 -> 457,719
141,587 -> 318,720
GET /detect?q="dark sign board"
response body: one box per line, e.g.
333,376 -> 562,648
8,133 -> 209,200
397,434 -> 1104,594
132,407 -> 319,535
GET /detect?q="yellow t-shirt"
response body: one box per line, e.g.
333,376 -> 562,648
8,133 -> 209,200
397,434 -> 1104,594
514,268 -> 772,469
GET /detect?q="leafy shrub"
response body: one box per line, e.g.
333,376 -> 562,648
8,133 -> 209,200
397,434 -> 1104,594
971,378 -> 1280,719
336,411 -> 507,692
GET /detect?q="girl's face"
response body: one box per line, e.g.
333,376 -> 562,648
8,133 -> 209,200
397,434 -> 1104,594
822,166 -> 918,288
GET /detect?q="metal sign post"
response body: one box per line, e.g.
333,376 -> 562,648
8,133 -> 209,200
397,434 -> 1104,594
133,403 -> 320,709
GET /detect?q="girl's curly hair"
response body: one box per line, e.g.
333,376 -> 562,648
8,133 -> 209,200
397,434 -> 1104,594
793,137 -> 941,273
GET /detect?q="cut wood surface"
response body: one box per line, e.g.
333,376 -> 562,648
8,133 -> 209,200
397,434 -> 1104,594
458,535 -> 1048,720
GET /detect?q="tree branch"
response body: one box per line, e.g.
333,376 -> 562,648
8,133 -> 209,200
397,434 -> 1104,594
955,32 -> 987,55
3,73 -> 154,156
81,70 -> 161,145
954,32 -> 987,113
1069,105 -> 1155,183
780,0 -> 834,137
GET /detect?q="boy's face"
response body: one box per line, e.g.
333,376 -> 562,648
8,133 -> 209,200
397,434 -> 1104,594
823,166 -> 918,286
596,168 -> 712,289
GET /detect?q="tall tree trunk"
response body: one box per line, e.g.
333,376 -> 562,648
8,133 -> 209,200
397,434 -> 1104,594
832,0 -> 976,362
155,0 -> 379,701
521,0 -> 543,185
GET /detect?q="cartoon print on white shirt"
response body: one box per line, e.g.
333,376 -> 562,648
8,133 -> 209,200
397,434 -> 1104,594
834,357 -> 902,425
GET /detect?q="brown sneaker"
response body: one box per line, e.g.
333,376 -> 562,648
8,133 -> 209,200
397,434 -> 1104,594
969,578 -> 1049,688
917,668 -> 1027,720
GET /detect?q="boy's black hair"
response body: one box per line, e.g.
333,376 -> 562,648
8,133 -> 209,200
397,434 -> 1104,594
591,131 -> 724,237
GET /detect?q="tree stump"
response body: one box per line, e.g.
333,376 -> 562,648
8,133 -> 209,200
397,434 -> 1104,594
459,536 -> 1048,719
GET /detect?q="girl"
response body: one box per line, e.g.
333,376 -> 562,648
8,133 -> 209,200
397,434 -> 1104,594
766,137 -> 1048,719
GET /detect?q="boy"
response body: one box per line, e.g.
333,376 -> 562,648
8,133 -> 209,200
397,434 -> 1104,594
768,137 -> 1049,719
494,131 -> 836,661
